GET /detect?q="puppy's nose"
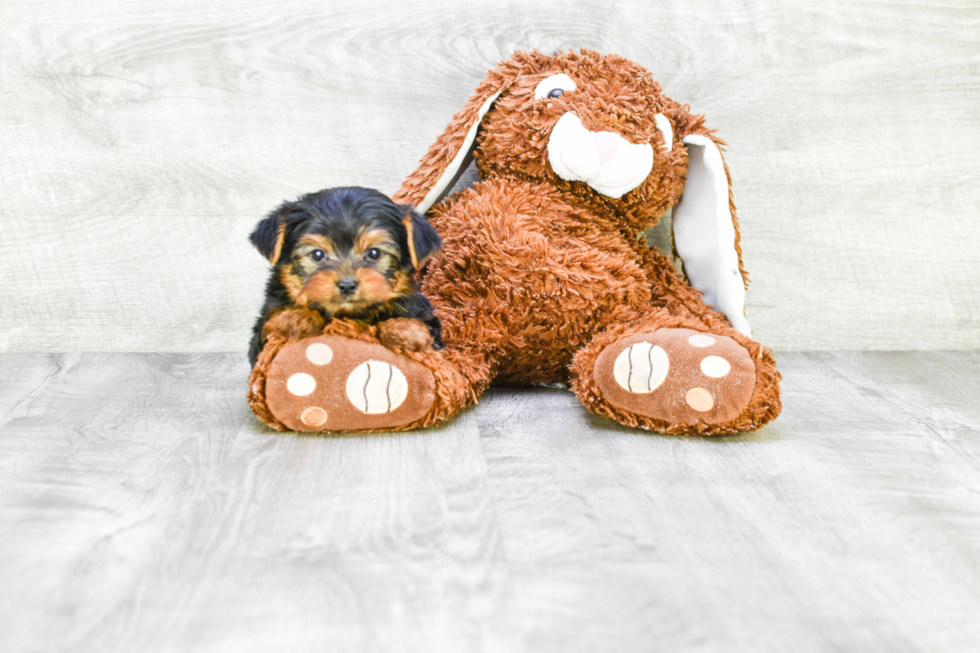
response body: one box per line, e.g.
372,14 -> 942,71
337,276 -> 358,296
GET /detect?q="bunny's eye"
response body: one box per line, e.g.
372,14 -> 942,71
534,73 -> 577,100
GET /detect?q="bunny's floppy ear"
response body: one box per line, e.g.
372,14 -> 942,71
670,122 -> 751,337
394,57 -> 530,212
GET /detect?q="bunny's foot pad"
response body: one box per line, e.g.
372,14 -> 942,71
264,335 -> 436,432
593,328 -> 755,427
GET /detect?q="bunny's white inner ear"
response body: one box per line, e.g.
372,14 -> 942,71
673,135 -> 751,337
417,88 -> 505,213
654,113 -> 673,151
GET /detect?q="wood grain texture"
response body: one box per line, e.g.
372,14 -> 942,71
0,353 -> 507,651
1,351 -> 979,652
1,0 -> 978,352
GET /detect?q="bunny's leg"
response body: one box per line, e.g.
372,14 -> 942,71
569,248 -> 781,436
248,317 -> 475,433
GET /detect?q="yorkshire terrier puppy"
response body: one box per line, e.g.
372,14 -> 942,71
248,187 -> 443,366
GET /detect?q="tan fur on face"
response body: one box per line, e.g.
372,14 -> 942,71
298,270 -> 342,307
280,227 -> 410,315
391,269 -> 415,296
297,234 -> 335,255
310,266 -> 403,318
351,268 -> 393,305
291,235 -> 336,279
279,268 -> 307,304
357,229 -> 397,255
293,263 -> 406,316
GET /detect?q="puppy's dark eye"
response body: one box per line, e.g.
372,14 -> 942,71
547,88 -> 564,99
365,247 -> 381,261
310,249 -> 325,262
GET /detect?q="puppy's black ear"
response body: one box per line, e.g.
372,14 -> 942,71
400,206 -> 441,269
249,205 -> 289,265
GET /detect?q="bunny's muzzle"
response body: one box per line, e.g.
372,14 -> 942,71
546,112 -> 655,199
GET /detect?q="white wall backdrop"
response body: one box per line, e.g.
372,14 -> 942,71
1,0 -> 978,353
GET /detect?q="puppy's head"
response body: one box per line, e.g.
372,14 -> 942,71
250,187 -> 440,317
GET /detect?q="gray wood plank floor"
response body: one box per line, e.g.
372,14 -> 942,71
1,352 -> 979,652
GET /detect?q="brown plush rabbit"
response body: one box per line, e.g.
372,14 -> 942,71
248,48 -> 781,435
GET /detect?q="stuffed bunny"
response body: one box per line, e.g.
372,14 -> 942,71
248,49 -> 781,435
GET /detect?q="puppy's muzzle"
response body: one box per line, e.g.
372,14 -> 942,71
337,276 -> 358,297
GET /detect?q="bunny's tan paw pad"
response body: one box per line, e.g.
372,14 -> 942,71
593,328 -> 755,427
264,335 -> 435,432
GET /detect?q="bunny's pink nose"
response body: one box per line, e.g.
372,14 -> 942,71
594,131 -> 628,164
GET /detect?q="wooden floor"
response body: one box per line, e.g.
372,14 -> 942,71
1,352 -> 979,652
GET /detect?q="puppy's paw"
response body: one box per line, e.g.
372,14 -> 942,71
263,307 -> 326,342
376,318 -> 434,353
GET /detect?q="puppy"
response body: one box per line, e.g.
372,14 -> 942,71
248,187 -> 442,366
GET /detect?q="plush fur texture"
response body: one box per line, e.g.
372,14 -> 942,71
248,318 -> 470,433
247,187 -> 443,366
394,48 -> 779,434
249,49 -> 781,436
